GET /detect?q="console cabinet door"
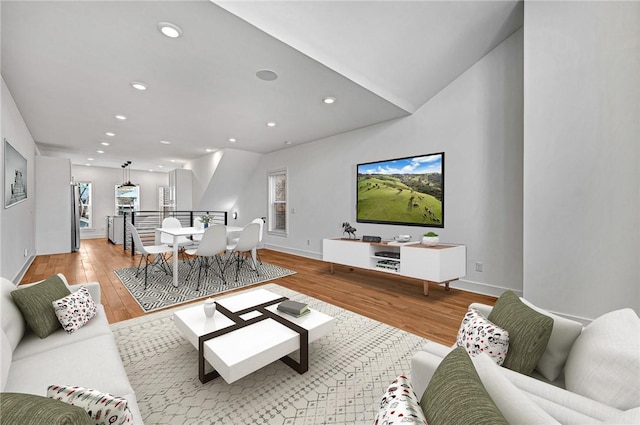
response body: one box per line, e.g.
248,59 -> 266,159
323,239 -> 371,269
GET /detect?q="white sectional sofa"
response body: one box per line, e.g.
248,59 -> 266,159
411,300 -> 640,424
1,274 -> 143,424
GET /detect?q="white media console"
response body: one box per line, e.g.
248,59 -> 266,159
322,238 -> 466,296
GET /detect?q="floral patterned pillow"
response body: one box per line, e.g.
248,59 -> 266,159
47,385 -> 132,425
456,307 -> 510,365
52,286 -> 98,333
374,375 -> 428,424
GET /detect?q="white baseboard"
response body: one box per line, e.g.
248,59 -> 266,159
264,243 -> 322,260
12,255 -> 35,284
450,279 -> 522,298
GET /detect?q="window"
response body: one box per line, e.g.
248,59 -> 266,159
268,169 -> 287,235
78,182 -> 92,229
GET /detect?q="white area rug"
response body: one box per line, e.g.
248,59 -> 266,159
111,284 -> 429,424
114,261 -> 296,313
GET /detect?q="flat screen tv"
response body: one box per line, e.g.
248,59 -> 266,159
357,152 -> 444,228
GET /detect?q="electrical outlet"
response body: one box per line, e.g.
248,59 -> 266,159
475,262 -> 483,272
24,248 -> 28,257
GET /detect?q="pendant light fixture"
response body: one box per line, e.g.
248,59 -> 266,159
119,161 -> 136,189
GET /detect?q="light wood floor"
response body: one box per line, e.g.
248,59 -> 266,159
21,238 -> 497,346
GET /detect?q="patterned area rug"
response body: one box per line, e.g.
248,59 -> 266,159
114,260 -> 296,313
111,284 -> 429,425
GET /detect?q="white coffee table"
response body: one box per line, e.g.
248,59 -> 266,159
173,288 -> 335,384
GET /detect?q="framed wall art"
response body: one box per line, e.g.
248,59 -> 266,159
4,138 -> 28,208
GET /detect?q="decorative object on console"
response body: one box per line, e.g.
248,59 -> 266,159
456,307 -> 509,365
421,231 -> 439,246
487,291 -> 553,375
52,286 -> 98,334
393,234 -> 412,243
47,385 -> 133,425
341,222 -> 357,239
357,152 -> 444,227
203,298 -> 216,318
362,235 -> 382,243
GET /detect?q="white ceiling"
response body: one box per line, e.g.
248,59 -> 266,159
1,0 -> 522,172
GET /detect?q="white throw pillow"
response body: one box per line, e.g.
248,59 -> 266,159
374,375 -> 427,425
52,286 -> 98,333
47,385 -> 133,425
520,298 -> 583,381
472,353 -> 561,425
456,307 -> 509,365
564,308 -> 640,411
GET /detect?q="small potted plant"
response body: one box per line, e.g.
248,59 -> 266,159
422,231 -> 439,246
200,215 -> 213,228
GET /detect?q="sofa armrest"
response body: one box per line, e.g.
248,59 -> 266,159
69,282 -> 101,304
411,351 -> 443,400
468,302 -> 493,317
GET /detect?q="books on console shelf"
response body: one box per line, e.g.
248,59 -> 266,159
277,300 -> 310,317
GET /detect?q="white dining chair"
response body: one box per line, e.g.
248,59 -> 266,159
127,222 -> 173,290
226,222 -> 261,282
185,224 -> 228,290
250,217 -> 264,265
161,217 -> 193,259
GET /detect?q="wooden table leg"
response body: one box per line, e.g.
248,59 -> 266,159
330,263 -> 335,274
423,281 -> 430,296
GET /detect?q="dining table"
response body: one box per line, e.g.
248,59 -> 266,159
156,225 -> 245,288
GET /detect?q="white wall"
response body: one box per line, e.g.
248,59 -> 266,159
185,148 -> 262,214
229,29 -> 524,297
35,156 -> 71,255
71,165 -> 169,239
523,1 -> 640,320
1,77 -> 37,282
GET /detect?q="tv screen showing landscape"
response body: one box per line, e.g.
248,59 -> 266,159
357,152 -> 444,227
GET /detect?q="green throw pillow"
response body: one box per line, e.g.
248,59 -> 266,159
0,392 -> 92,425
421,346 -> 509,425
11,274 -> 71,338
488,290 -> 554,375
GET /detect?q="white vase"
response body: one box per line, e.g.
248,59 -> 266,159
203,299 -> 216,318
422,236 -> 439,246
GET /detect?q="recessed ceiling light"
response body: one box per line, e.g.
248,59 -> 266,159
148,169 -> 154,172
284,141 -> 292,145
323,96 -> 336,104
160,140 -> 171,145
130,81 -> 147,91
101,142 -> 110,146
205,148 -> 216,153
158,22 -> 182,38
105,132 -> 115,137
85,164 -> 91,167
266,122 -> 276,127
170,159 -> 176,163
158,165 -> 164,168
97,150 -> 104,154
256,69 -> 279,81
229,138 -> 236,143
87,158 -> 94,161
115,115 -> 127,120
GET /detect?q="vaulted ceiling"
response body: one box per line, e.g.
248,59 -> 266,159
1,0 -> 522,171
